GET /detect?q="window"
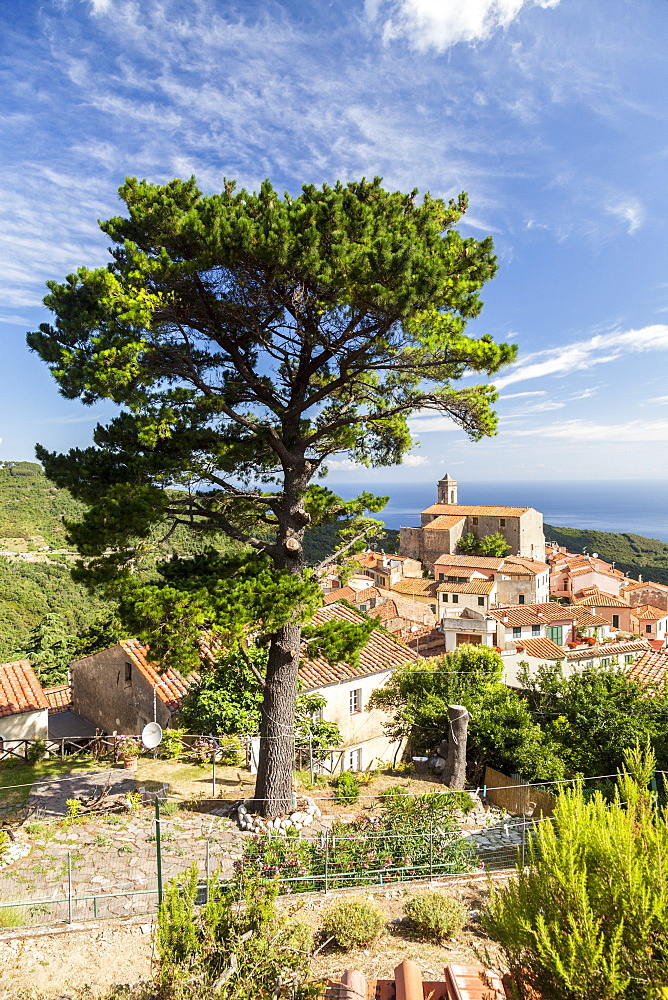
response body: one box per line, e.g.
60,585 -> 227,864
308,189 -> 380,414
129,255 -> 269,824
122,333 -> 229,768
612,614 -> 620,628
359,604 -> 367,612
452,594 -> 459,604
349,688 -> 362,715
348,748 -> 362,771
442,593 -> 448,602
472,517 -> 478,526
512,626 -> 521,638
624,654 -> 634,664
518,594 -> 525,604
532,625 -> 540,636
601,657 -> 610,667
430,604 -> 437,614
478,597 -> 485,607
124,662 -> 132,688
646,624 -> 652,633
547,626 -> 563,645
438,573 -> 444,581
499,518 -> 506,527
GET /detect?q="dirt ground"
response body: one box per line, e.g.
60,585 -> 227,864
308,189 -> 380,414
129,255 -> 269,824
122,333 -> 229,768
0,876 -> 507,999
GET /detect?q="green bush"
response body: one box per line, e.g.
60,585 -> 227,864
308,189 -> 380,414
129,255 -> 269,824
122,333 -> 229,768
322,898 -> 385,950
333,771 -> 360,804
25,740 -> 47,765
157,869 -> 313,999
217,735 -> 245,766
403,891 -> 466,941
483,744 -> 668,1000
159,728 -> 188,760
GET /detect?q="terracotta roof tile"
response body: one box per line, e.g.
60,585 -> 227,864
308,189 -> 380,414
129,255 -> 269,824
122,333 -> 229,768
489,603 -> 577,627
629,649 -> 668,689
435,554 -> 505,570
573,588 -> 629,607
631,604 -> 668,621
120,640 -> 199,712
390,578 -> 440,598
323,586 -> 356,604
514,637 -> 565,659
368,598 -> 437,627
422,502 -> 533,516
44,684 -> 71,714
424,514 -> 466,530
437,580 -> 495,595
502,556 -> 550,575
299,603 -> 417,689
0,660 -> 48,718
350,587 -> 382,604
566,639 -> 652,661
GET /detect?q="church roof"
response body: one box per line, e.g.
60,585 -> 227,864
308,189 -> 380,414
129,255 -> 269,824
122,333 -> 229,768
422,503 -> 534,517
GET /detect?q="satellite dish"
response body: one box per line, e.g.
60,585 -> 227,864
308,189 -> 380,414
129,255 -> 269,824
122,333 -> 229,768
141,722 -> 163,749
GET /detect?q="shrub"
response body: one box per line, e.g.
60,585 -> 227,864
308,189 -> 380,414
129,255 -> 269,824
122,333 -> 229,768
322,898 -> 384,950
161,799 -> 180,816
159,728 -> 188,760
333,771 -> 360,804
483,743 -> 668,1000
157,869 -> 314,999
25,740 -> 47,765
403,891 -> 466,941
0,902 -> 23,928
217,735 -> 245,766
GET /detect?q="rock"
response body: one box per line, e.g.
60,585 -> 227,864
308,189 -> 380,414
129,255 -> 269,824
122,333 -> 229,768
430,756 -> 446,774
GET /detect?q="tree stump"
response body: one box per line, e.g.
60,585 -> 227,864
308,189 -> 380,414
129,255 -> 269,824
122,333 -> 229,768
443,704 -> 471,789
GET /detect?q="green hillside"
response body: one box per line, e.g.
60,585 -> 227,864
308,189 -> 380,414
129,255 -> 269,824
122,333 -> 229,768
545,523 -> 668,586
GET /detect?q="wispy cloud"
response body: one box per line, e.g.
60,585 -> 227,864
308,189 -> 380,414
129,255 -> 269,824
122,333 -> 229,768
510,419 -> 668,442
368,0 -> 561,52
408,415 -> 463,433
498,390 -> 547,399
495,324 -> 668,389
605,196 -> 644,234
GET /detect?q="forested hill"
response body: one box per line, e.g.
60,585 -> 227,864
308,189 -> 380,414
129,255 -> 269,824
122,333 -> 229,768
545,523 -> 668,586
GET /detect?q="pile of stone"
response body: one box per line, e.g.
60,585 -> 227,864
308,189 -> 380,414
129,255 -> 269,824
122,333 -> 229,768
233,796 -> 322,835
0,840 -> 30,871
451,792 -> 504,830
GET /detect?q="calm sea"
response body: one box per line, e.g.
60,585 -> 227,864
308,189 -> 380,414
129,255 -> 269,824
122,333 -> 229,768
329,480 -> 668,543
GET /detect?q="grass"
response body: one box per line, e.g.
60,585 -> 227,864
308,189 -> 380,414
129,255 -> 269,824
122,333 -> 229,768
0,902 -> 25,928
0,756 -> 104,811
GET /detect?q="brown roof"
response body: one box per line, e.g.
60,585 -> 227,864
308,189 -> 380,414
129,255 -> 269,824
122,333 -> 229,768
573,588 -> 629,607
323,586 -> 356,604
0,660 -> 48,718
350,587 -> 383,604
422,502 -> 533,517
434,554 -> 504,570
489,603 -> 577,627
299,603 -> 417,689
566,639 -> 652,661
437,580 -> 495,595
631,604 -> 668,621
120,639 -> 199,712
514,637 -> 565,659
568,607 -> 613,627
629,649 -> 668,689
424,514 -> 466,530
391,578 -> 440,598
503,556 -> 550,575
369,598 -> 437,627
44,684 -> 71,714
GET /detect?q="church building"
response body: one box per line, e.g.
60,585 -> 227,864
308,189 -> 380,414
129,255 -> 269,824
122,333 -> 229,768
399,475 -> 545,572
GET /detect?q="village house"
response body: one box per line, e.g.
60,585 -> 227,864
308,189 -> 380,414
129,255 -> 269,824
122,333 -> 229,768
622,579 -> 668,613
69,639 -> 197,735
630,604 -> 668,646
546,547 -> 626,600
433,553 -> 550,606
0,659 -> 49,750
503,637 -> 652,688
299,601 -> 417,772
349,551 -> 423,590
389,576 -> 440,615
572,588 -> 634,632
399,475 -> 544,571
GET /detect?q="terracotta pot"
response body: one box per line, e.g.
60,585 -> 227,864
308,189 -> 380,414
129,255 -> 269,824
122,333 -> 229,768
122,756 -> 138,770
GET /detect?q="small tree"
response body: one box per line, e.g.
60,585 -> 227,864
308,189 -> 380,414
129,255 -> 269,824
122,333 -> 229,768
457,531 -> 479,555
483,743 -> 668,999
479,531 -> 511,557
28,175 -> 514,815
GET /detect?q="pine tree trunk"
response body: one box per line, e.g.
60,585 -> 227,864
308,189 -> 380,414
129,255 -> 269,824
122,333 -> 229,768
252,466 -> 307,818
253,621 -> 301,817
443,704 -> 471,790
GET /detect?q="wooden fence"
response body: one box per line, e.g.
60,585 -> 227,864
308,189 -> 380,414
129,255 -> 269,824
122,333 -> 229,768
484,766 -> 556,817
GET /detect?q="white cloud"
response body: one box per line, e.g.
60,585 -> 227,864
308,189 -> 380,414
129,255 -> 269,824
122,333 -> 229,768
403,454 -> 429,467
495,324 -> 668,390
369,0 -> 561,52
498,390 -> 547,399
510,419 -> 668,442
647,396 -> 668,405
85,0 -> 114,14
325,458 -> 363,471
605,197 -> 644,235
0,314 -> 30,325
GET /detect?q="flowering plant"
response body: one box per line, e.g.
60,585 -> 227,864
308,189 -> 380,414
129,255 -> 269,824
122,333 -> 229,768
115,735 -> 142,760
191,737 -> 216,766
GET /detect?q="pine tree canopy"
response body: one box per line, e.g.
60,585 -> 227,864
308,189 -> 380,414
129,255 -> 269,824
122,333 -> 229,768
28,175 -> 515,815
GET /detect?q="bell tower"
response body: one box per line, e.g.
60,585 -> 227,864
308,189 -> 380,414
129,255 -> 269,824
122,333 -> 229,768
437,474 -> 458,505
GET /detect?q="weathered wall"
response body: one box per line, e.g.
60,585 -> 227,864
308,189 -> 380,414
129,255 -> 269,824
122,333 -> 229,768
484,765 -> 555,818
70,645 -> 172,735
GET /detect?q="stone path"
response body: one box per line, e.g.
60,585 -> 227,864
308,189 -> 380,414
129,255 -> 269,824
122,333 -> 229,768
26,768 -> 138,817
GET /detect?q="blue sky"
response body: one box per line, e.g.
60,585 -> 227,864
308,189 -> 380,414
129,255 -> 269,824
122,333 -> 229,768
1,0 -> 668,484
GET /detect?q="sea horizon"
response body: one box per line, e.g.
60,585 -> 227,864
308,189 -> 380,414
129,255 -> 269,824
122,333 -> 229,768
326,479 -> 668,543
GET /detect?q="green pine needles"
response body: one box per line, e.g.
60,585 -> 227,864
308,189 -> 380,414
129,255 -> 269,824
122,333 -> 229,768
483,743 -> 668,999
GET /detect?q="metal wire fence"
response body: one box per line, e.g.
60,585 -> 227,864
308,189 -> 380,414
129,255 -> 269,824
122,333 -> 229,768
0,801 -> 539,930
